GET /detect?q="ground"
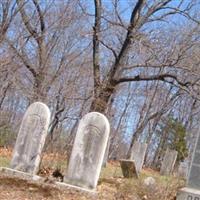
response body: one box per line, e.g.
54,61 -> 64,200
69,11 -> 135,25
0,148 -> 185,200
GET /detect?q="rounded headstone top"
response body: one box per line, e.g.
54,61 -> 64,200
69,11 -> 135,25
81,112 -> 110,132
26,102 -> 51,117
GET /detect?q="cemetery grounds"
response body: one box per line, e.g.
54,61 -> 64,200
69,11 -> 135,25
0,147 -> 185,200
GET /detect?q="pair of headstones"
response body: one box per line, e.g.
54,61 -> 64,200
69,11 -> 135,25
120,141 -> 147,178
3,102 -> 110,191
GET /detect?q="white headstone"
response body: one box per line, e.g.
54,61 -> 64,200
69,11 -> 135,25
177,128 -> 200,200
10,102 -> 50,175
130,141 -> 147,172
160,149 -> 177,176
178,161 -> 189,178
64,112 -> 110,190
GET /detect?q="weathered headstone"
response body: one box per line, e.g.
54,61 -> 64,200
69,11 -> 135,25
64,112 -> 110,190
178,161 -> 189,178
177,128 -> 200,200
102,137 -> 110,167
120,159 -> 139,178
160,149 -> 177,176
130,141 -> 147,172
10,102 -> 50,175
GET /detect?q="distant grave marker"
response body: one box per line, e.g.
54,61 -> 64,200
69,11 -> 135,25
130,141 -> 147,172
178,161 -> 189,178
120,159 -> 139,178
160,149 -> 177,176
64,112 -> 110,190
10,102 -> 50,174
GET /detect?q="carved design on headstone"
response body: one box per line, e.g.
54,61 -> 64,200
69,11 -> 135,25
64,112 -> 110,190
10,102 -> 50,175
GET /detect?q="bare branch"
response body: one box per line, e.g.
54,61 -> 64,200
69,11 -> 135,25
115,73 -> 191,87
32,0 -> 46,33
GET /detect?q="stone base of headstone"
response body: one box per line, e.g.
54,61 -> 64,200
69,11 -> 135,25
177,187 -> 200,200
0,167 -> 97,196
119,159 -> 139,178
0,167 -> 42,181
55,181 -> 97,195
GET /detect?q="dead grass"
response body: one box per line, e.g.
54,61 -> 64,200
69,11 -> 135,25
99,163 -> 185,200
0,148 -> 12,167
0,175 -> 93,200
0,148 -> 186,200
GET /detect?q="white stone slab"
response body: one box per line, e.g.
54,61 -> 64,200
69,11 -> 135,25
178,161 -> 189,178
177,128 -> 200,199
160,149 -> 177,176
64,112 -> 110,190
177,187 -> 200,200
0,167 -> 96,195
130,141 -> 147,172
10,102 -> 51,174
187,129 -> 200,189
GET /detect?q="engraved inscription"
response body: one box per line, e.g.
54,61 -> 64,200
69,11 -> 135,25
187,196 -> 192,200
65,112 -> 110,190
83,124 -> 102,164
10,102 -> 50,174
187,195 -> 200,200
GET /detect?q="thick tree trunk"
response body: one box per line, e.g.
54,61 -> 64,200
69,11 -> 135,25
90,83 -> 115,113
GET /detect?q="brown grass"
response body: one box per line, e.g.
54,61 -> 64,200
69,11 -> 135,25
0,148 -> 186,200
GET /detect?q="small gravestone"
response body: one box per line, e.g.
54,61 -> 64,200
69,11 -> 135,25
160,149 -> 177,176
120,159 -> 139,178
177,128 -> 200,200
10,102 -> 50,175
130,141 -> 147,172
178,161 -> 189,178
64,112 -> 110,190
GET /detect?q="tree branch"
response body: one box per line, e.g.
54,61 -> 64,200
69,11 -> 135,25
114,73 -> 191,87
99,39 -> 117,59
109,0 -> 145,80
16,0 -> 38,40
32,0 -> 45,33
6,39 -> 37,78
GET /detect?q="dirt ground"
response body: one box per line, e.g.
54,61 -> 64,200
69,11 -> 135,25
0,148 -> 185,200
0,175 -> 131,200
0,173 -> 184,200
0,175 -> 100,200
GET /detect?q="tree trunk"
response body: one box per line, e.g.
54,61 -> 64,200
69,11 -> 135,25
90,83 -> 115,113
